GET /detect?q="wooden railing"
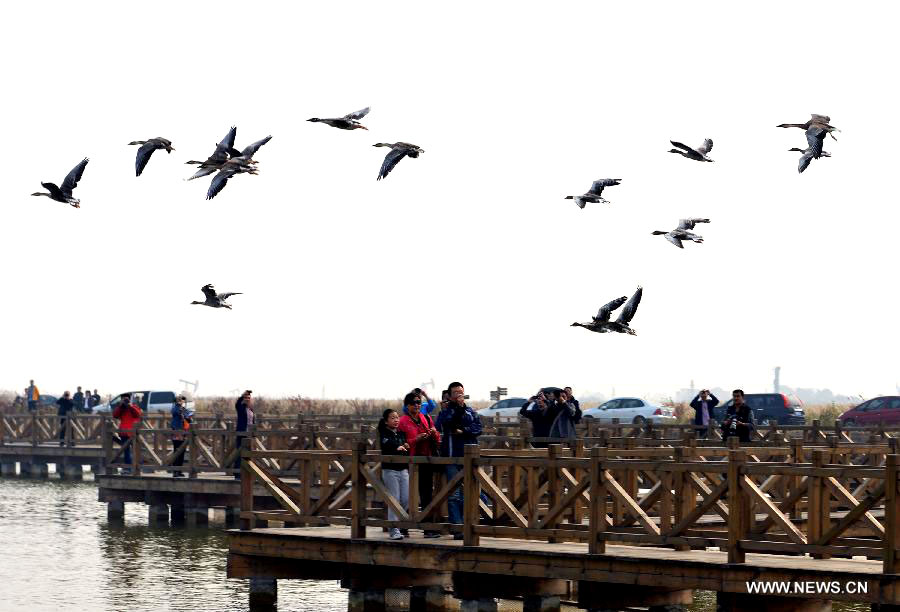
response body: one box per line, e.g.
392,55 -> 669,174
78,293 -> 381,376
239,442 -> 900,573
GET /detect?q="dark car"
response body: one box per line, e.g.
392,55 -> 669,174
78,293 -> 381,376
713,393 -> 805,426
838,396 -> 900,427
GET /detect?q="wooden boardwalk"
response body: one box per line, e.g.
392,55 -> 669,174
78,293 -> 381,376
225,442 -> 900,611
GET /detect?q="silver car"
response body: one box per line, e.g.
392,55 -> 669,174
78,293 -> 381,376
582,397 -> 676,425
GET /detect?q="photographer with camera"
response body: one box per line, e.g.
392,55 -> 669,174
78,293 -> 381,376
722,389 -> 753,443
399,392 -> 441,538
519,391 -> 557,448
170,395 -> 193,477
549,388 -> 582,440
434,381 -> 483,538
690,388 -> 719,439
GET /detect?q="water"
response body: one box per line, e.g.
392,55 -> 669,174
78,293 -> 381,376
0,475 -> 870,612
0,475 -> 347,612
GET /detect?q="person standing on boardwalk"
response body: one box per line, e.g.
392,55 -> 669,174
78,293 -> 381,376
56,391 -> 74,446
690,389 -> 719,439
564,387 -> 580,412
411,387 -> 438,415
90,389 -> 101,410
113,393 -> 142,473
549,388 -> 582,440
722,389 -> 753,443
72,387 -> 85,414
378,408 -> 411,540
398,392 -> 441,538
26,380 -> 40,412
519,392 -> 558,448
170,395 -> 192,477
233,390 -> 254,478
435,381 -> 482,539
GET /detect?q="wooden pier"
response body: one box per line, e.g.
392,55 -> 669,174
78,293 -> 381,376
228,442 -> 900,611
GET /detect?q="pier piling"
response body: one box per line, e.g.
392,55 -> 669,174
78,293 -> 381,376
248,577 -> 277,610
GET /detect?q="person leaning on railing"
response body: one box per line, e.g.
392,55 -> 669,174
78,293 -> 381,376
398,392 -> 441,538
170,395 -> 193,478
56,391 -> 74,447
378,408 -> 410,540
233,390 -> 254,479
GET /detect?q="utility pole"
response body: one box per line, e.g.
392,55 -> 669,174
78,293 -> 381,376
773,367 -> 781,393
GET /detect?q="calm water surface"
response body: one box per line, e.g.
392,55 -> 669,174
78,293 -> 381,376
0,475 -> 869,611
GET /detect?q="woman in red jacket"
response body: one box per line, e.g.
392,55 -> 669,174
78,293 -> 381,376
398,392 -> 441,538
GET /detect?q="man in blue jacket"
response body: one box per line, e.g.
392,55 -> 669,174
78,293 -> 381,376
435,381 -> 482,538
690,389 -> 719,439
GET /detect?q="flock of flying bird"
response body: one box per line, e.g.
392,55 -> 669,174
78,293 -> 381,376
567,113 -> 841,336
28,111 -> 840,331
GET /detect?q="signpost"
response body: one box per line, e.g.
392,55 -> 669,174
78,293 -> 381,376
489,387 -> 508,402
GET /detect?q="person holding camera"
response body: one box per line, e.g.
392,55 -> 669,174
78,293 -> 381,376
170,395 -> 193,477
722,389 -> 753,443
519,391 -> 557,448
435,381 -> 483,538
112,393 -> 142,473
549,388 -> 582,439
399,392 -> 441,538
690,388 -> 719,439
379,408 -> 411,540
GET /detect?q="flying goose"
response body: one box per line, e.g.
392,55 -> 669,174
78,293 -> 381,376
374,142 -> 424,180
564,179 -> 622,209
206,135 -> 271,200
308,107 -> 370,130
789,126 -> 828,174
31,158 -> 89,208
186,127 -> 238,181
191,284 -> 242,309
652,218 -> 710,249
669,139 -> 714,162
777,114 -> 840,141
128,138 -> 174,176
571,286 -> 643,335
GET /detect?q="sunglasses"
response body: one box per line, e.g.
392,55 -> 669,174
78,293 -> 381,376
412,401 -> 422,405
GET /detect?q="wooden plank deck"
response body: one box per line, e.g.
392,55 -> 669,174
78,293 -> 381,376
228,526 -> 896,605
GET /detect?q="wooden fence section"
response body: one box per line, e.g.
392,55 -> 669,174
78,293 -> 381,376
238,443 -> 900,573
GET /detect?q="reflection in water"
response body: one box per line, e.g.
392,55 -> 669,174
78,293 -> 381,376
0,478 -> 872,611
0,478 -> 346,611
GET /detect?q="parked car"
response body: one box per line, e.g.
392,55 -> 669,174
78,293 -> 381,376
712,393 -> 804,426
92,390 -> 193,415
582,397 -> 676,425
838,396 -> 900,427
480,397 -> 528,418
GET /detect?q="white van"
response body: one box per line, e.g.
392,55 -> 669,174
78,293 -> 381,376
92,390 -> 194,415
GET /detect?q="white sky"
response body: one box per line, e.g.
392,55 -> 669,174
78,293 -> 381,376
2,1 -> 898,401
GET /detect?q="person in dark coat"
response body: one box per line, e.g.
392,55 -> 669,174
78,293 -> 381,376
233,390 -> 254,478
56,391 -> 74,446
690,389 -> 719,439
519,392 -> 558,448
722,389 -> 753,443
549,389 -> 582,439
378,408 -> 410,540
434,382 -> 482,537
72,387 -> 85,414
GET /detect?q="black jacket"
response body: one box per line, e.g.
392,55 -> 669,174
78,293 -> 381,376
723,403 -> 754,440
690,393 -> 720,426
235,398 -> 250,432
56,397 -> 74,417
378,425 -> 409,471
519,401 -> 559,440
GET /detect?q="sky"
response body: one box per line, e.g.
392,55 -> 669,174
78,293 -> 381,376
1,1 -> 898,402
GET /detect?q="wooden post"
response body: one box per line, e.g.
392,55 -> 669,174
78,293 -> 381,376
789,439 -> 804,520
573,439 -> 585,525
240,437 -> 253,530
188,429 -> 199,478
885,454 -> 900,573
101,417 -> 111,473
727,449 -> 747,563
350,441 -> 367,539
31,412 -> 38,447
65,414 -> 73,447
589,446 -> 606,554
809,449 -> 830,559
463,444 -> 480,546
547,444 -> 561,543
132,422 -> 142,475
